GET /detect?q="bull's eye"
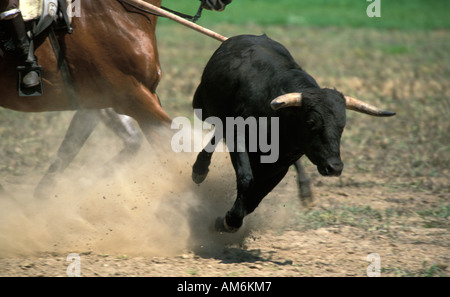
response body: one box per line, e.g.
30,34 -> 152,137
307,119 -> 318,131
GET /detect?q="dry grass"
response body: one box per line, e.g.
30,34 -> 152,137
1,24 -> 449,186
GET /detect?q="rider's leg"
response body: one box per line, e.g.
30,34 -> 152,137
0,0 -> 40,88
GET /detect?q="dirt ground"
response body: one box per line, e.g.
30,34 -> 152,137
0,147 -> 448,277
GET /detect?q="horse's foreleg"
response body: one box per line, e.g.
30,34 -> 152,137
34,109 -> 101,199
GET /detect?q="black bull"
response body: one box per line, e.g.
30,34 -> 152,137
191,34 -> 395,233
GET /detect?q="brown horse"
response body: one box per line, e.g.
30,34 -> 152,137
1,0 -> 170,139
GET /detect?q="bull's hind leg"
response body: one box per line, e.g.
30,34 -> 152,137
192,134 -> 220,184
293,159 -> 313,205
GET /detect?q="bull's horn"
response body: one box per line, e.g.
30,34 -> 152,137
270,93 -> 302,110
345,96 -> 396,117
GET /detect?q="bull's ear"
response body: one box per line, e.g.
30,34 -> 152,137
344,96 -> 396,117
270,93 -> 303,110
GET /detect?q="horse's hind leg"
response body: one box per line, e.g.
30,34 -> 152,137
98,108 -> 143,164
293,159 -> 313,206
34,108 -> 144,199
34,109 -> 101,199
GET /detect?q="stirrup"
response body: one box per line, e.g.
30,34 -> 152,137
17,65 -> 43,96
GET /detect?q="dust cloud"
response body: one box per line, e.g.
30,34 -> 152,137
0,126 -> 293,258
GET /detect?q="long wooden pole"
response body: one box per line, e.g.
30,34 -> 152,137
128,0 -> 228,42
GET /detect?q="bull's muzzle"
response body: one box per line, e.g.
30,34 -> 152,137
319,160 -> 344,177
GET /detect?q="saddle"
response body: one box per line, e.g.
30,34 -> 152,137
0,0 -> 73,96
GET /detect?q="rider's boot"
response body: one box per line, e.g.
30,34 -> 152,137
7,12 -> 40,88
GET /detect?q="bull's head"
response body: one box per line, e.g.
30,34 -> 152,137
270,89 -> 395,176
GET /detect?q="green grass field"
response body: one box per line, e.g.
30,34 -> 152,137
159,0 -> 450,30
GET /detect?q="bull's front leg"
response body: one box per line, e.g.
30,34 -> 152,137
192,134 -> 220,184
215,150 -> 253,233
293,159 -> 313,205
216,161 -> 290,233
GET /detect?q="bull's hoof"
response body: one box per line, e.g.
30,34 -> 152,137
214,216 -> 239,233
298,180 -> 314,206
192,170 -> 208,185
300,195 -> 314,208
300,188 -> 313,199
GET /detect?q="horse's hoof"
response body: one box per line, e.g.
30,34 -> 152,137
192,170 -> 208,184
33,177 -> 56,200
214,216 -> 239,233
0,184 -> 8,197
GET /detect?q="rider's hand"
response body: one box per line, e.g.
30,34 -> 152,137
201,0 -> 232,12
